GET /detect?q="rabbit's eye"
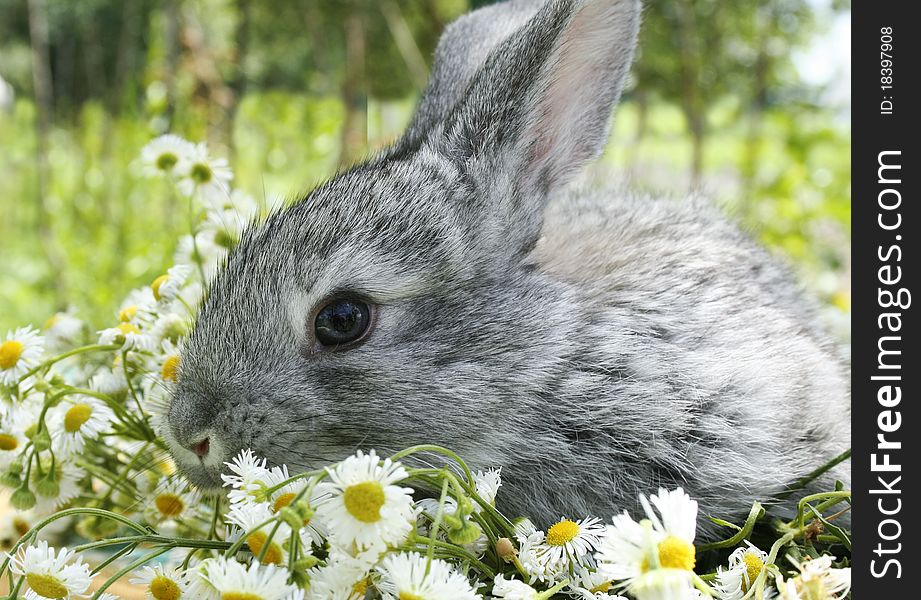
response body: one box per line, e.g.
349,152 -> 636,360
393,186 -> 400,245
314,299 -> 373,348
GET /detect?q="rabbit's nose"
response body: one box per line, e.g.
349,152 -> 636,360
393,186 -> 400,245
189,437 -> 210,458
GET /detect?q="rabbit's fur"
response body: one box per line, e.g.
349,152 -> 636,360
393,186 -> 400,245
166,0 -> 850,537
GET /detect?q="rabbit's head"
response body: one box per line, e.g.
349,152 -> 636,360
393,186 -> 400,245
166,0 -> 640,488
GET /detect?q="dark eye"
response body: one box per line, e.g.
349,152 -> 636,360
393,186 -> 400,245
314,299 -> 373,348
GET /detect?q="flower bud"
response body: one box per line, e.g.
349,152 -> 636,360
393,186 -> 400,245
447,520 -> 482,545
496,537 -> 517,562
34,471 -> 60,498
278,507 -> 303,530
30,427 -> 53,452
10,484 -> 36,511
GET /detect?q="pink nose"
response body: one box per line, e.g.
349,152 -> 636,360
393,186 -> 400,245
191,438 -> 210,458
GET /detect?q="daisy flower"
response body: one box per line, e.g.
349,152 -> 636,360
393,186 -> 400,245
89,359 -> 128,396
0,404 -> 31,470
1,327 -> 45,386
541,516 -> 605,569
31,460 -> 85,515
306,546 -> 382,600
473,467 -> 502,510
144,477 -> 201,529
42,308 -> 83,347
569,567 -> 625,600
222,448 -> 272,505
141,134 -> 195,177
9,540 -> 93,599
98,321 -> 154,352
129,564 -> 188,600
201,556 -> 303,600
50,395 -> 115,455
595,487 -> 699,590
315,450 -> 414,550
491,574 -> 540,600
375,552 -> 480,600
628,569 -> 703,600
712,542 -> 776,600
177,142 -> 233,204
151,265 -> 192,305
225,502 -> 292,566
776,555 -> 850,600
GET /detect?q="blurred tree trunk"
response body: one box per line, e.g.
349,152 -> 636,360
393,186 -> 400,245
339,10 -> 368,166
27,0 -> 67,307
674,0 -> 705,187
380,0 -> 429,92
227,0 -> 252,157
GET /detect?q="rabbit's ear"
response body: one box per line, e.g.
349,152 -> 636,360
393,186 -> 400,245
441,0 -> 640,249
397,0 -> 544,152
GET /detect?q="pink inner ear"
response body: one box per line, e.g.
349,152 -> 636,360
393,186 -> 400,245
523,0 -> 638,190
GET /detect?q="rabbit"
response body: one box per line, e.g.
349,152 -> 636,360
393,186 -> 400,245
165,0 -> 851,539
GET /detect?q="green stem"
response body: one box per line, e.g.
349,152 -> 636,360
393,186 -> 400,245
17,344 -> 119,383
698,502 -> 763,552
776,449 -> 851,501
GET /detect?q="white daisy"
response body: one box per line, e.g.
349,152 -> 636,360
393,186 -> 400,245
1,327 -> 45,386
315,450 -> 414,550
144,477 -> 201,529
89,359 -> 128,396
201,556 -> 303,600
9,540 -> 93,599
375,552 -> 480,600
712,542 -> 776,600
596,487 -> 698,587
98,321 -> 154,352
628,569 -> 703,600
222,448 -> 272,505
151,265 -> 192,305
306,546 -> 382,600
0,403 -> 31,470
491,573 -> 539,599
473,467 -> 502,510
129,564 -> 188,600
141,134 -> 195,177
541,516 -> 605,570
776,555 -> 850,600
177,142 -> 233,204
31,460 -> 85,515
42,308 -> 83,347
569,567 -> 625,600
50,395 -> 115,455
225,502 -> 292,566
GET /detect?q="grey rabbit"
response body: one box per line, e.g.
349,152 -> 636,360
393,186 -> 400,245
165,0 -> 851,538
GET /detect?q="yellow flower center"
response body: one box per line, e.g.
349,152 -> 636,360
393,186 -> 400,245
118,322 -> 140,336
0,340 -> 24,370
13,517 -> 31,537
742,551 -> 765,591
0,433 -> 18,451
657,535 -> 696,571
150,575 -> 182,600
343,481 -> 386,523
64,404 -> 93,433
190,162 -> 213,183
119,305 -> 138,322
352,579 -> 369,596
26,573 -> 69,599
155,492 -> 185,517
222,594 -> 263,600
152,275 -> 169,301
246,531 -> 284,565
161,355 -> 181,382
156,152 -> 178,171
546,519 -> 580,546
43,314 -> 60,330
272,492 -> 297,513
398,593 -> 424,600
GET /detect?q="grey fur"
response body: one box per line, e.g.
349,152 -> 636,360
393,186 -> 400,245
166,0 -> 850,538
